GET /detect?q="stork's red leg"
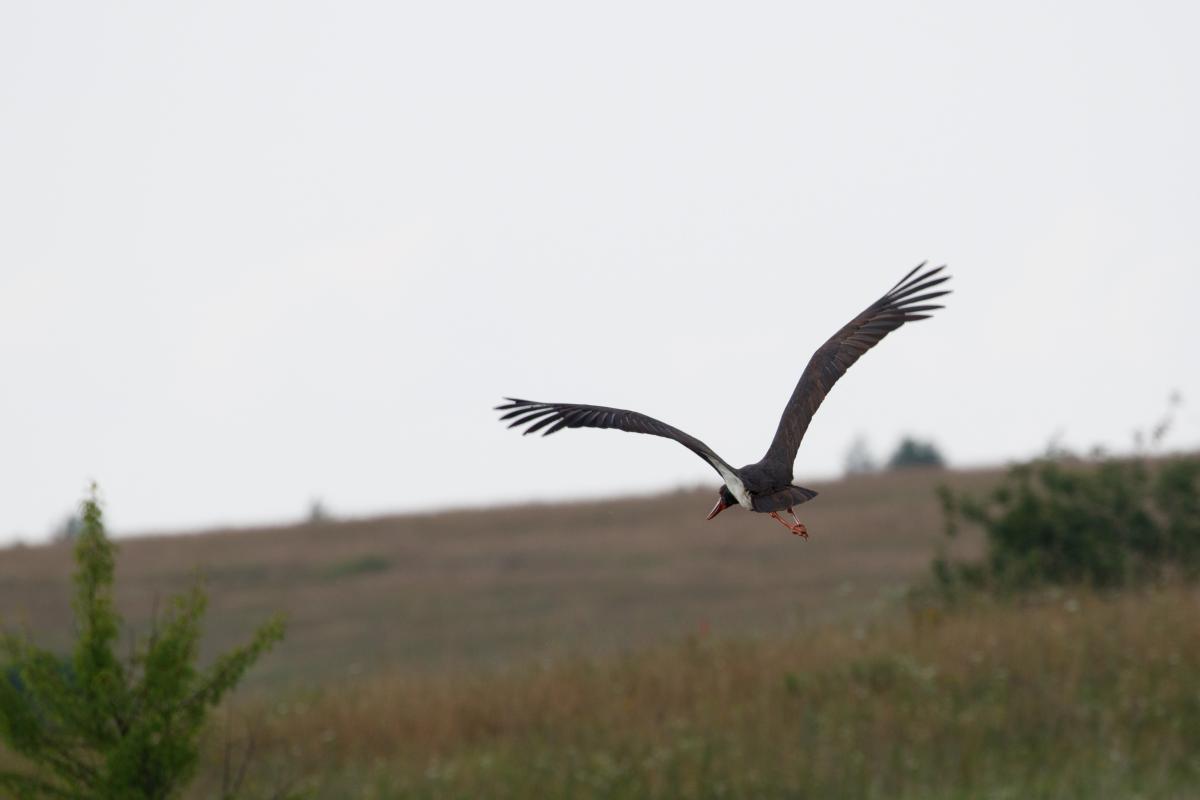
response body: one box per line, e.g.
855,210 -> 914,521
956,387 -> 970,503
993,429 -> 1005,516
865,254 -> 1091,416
787,507 -> 809,539
769,509 -> 809,539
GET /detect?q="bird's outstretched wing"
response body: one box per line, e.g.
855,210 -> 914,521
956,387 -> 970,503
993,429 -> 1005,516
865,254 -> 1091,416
495,399 -> 737,481
762,262 -> 951,467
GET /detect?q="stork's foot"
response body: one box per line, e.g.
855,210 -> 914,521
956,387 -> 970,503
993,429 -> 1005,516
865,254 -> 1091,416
769,509 -> 810,539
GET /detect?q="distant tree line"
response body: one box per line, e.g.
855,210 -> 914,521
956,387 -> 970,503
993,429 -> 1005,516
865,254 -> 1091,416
844,435 -> 946,475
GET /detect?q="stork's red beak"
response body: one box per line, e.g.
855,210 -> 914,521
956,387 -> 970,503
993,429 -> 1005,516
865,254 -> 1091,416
706,497 -> 730,520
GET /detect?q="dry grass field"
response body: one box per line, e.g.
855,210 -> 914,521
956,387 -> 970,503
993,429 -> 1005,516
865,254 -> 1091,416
0,467 -> 990,685
196,585 -> 1200,799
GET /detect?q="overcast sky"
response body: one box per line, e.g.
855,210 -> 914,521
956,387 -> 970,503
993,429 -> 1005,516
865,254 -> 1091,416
2,1 -> 1198,543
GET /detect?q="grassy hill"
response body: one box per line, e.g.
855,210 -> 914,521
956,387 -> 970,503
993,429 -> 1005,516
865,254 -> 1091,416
0,467 -> 991,686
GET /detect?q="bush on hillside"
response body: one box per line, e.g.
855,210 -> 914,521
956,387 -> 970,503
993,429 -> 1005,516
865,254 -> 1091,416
0,487 -> 286,800
934,453 -> 1200,593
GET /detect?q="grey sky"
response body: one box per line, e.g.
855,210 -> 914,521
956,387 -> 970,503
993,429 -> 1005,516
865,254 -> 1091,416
2,1 -> 1198,543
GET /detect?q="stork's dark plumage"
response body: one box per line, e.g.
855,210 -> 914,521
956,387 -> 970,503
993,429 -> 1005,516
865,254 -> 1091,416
496,263 -> 951,538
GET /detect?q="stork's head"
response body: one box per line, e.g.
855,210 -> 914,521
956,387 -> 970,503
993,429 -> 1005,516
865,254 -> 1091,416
706,485 -> 738,520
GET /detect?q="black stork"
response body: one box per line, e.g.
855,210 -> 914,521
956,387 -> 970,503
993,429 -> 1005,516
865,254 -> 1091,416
495,263 -> 950,538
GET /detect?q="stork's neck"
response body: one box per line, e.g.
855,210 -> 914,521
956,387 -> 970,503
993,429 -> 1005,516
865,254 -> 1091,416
713,463 -> 752,507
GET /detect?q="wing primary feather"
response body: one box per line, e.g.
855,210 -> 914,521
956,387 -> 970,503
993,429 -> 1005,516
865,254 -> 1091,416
499,405 -> 547,422
894,289 -> 951,307
887,261 -> 928,293
889,276 -> 951,302
891,263 -> 945,291
890,274 -> 946,299
523,413 -> 562,434
542,419 -> 568,436
507,408 -> 556,427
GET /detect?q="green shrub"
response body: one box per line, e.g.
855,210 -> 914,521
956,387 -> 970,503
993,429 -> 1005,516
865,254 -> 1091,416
0,488 -> 285,799
935,454 -> 1200,593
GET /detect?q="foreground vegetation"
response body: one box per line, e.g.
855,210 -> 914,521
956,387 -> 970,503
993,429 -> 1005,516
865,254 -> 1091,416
194,584 -> 1200,799
5,454 -> 1199,797
203,449 -> 1200,797
1,490 -> 284,799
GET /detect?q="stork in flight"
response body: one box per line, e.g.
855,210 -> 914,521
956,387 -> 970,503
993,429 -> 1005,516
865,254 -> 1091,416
495,263 -> 951,538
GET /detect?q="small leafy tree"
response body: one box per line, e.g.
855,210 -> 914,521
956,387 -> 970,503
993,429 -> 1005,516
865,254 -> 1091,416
0,488 -> 285,799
